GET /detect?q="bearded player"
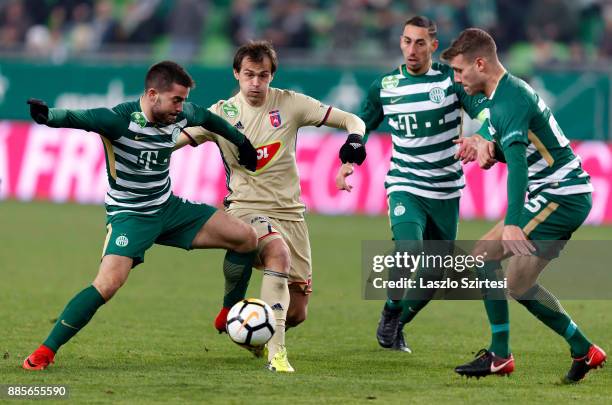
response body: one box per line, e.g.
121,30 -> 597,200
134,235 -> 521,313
177,41 -> 366,372
22,61 -> 259,370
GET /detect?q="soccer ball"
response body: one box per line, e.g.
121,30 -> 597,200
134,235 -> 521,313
226,298 -> 276,347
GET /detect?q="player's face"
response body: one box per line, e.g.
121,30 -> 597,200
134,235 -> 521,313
449,54 -> 485,95
234,56 -> 274,107
400,25 -> 438,75
148,83 -> 190,125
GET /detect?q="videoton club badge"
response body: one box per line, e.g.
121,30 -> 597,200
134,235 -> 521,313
269,110 -> 282,128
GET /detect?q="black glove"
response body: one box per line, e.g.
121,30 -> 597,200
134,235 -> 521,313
339,133 -> 366,165
237,137 -> 258,172
27,98 -> 49,125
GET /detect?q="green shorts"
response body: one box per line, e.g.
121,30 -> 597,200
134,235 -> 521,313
102,194 -> 217,267
388,192 -> 459,240
520,191 -> 592,259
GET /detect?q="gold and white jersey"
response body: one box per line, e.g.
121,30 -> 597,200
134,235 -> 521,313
185,88 -> 333,221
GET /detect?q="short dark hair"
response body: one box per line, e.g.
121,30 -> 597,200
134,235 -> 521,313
405,16 -> 437,39
145,61 -> 195,92
233,40 -> 278,74
441,28 -> 497,62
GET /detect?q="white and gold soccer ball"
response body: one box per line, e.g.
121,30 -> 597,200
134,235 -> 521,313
226,298 -> 276,347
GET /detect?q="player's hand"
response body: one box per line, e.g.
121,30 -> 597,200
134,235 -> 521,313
453,136 -> 479,164
335,163 -> 354,192
339,133 -> 366,165
502,225 -> 535,256
27,98 -> 49,125
478,140 -> 497,169
237,137 -> 258,172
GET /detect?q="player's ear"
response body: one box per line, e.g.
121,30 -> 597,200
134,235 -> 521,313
145,88 -> 158,103
233,69 -> 240,81
431,39 -> 439,53
475,57 -> 486,72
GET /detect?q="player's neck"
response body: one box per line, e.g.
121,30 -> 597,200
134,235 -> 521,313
139,96 -> 153,123
405,60 -> 432,76
484,64 -> 507,99
241,92 -> 268,108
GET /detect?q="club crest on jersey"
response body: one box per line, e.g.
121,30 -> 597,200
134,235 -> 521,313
429,87 -> 445,104
222,102 -> 239,118
255,141 -> 282,172
130,112 -> 147,128
269,110 -> 282,128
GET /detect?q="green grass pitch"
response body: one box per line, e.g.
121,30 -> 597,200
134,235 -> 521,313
1,200 -> 611,403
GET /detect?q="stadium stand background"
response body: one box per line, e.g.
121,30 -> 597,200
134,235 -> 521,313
1,0 -> 611,75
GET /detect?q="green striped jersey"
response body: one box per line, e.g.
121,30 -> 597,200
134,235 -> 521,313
486,73 -> 592,196
47,100 -> 244,215
360,62 -> 488,199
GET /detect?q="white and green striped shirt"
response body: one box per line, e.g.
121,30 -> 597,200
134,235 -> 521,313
46,100 -> 247,215
360,62 -> 488,199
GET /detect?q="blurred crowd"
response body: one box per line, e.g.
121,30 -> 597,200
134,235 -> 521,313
1,0 -> 612,74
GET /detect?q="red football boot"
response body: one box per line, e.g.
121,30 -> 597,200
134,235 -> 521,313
22,345 -> 55,370
564,344 -> 606,383
214,307 -> 230,333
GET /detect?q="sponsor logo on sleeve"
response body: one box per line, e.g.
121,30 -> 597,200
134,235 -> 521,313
222,102 -> 239,118
130,112 -> 147,128
382,75 -> 400,89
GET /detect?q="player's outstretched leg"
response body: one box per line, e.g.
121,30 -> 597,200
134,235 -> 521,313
504,252 -> 606,382
514,283 -> 606,383
23,255 -> 132,370
189,210 -> 258,333
214,249 -> 256,333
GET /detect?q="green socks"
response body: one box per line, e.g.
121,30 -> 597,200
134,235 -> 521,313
43,285 -> 106,353
517,284 -> 591,357
477,260 -> 510,358
222,250 -> 255,308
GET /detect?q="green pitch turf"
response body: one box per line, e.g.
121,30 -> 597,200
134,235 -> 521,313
1,200 -> 610,404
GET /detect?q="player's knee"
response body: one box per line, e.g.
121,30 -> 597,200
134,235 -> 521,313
93,276 -> 124,301
286,309 -> 307,327
263,242 -> 291,274
506,278 -> 531,299
94,257 -> 131,300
